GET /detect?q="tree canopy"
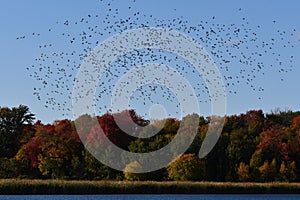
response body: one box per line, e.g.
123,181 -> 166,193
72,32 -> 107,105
1,105 -> 300,182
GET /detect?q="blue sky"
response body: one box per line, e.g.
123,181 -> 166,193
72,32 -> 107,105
0,0 -> 300,123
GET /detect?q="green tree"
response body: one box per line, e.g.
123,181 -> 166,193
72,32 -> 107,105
286,161 -> 297,182
266,109 -> 299,127
83,150 -> 122,180
226,111 -> 263,181
206,131 -> 230,181
0,157 -> 18,178
0,105 -> 34,158
249,149 -> 263,181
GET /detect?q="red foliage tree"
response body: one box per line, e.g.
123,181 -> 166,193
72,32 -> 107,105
258,124 -> 289,161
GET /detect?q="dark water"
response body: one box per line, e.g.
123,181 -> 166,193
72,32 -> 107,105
0,195 -> 300,200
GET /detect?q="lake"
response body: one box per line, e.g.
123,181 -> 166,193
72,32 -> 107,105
0,195 -> 300,200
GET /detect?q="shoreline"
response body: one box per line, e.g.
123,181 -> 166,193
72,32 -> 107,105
1,180 -> 300,194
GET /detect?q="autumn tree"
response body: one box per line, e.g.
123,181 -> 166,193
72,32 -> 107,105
16,120 -> 84,179
258,158 -> 277,182
287,115 -> 300,171
237,162 -> 250,182
258,124 -> 288,162
93,110 -> 147,150
167,154 -> 206,181
123,161 -> 147,181
279,161 -> 297,182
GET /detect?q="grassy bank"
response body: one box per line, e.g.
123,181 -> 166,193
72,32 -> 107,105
1,180 -> 300,194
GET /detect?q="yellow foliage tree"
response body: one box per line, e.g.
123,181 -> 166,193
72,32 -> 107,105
167,153 -> 206,181
123,161 -> 147,181
259,158 -> 277,182
237,162 -> 250,182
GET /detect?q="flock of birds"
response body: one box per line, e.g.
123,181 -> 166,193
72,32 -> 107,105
18,0 -> 300,119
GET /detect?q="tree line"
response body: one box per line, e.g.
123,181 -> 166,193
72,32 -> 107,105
0,105 -> 300,182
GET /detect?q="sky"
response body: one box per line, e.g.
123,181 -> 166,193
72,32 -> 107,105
0,0 -> 300,123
